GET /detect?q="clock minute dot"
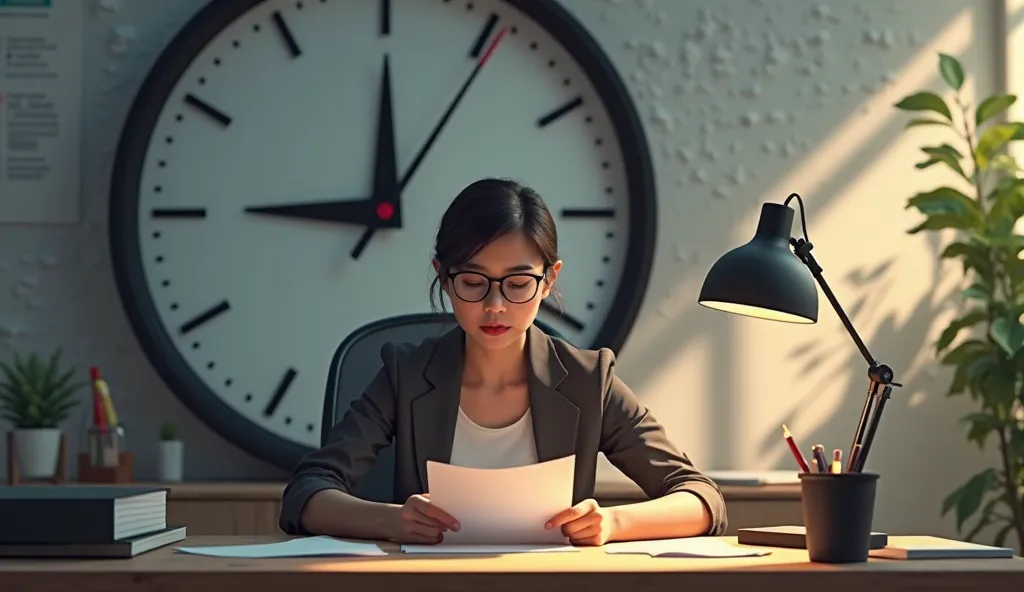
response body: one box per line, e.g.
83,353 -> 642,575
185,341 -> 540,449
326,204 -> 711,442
263,368 -> 298,417
178,300 -> 231,335
225,378 -> 233,387
207,361 -> 215,369
587,302 -> 595,310
213,58 -> 221,66
271,11 -> 301,58
307,424 -> 315,432
245,394 -> 253,402
155,255 -> 164,263
198,77 -> 206,85
284,417 -> 292,425
161,280 -> 170,287
184,93 -> 232,127
529,42 -> 537,50
606,231 -> 614,238
537,96 -> 583,128
192,342 -> 200,349
603,256 -> 611,263
596,280 -> 605,287
562,78 -> 570,86
469,13 -> 499,59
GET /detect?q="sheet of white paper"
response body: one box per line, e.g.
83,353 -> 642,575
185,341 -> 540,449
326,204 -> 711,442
401,544 -> 579,554
604,537 -> 772,558
175,536 -> 388,558
705,470 -> 800,485
426,455 -> 575,545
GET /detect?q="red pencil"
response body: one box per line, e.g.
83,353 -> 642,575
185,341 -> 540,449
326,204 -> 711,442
782,424 -> 811,473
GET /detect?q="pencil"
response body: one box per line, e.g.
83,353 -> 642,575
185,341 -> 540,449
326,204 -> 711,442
782,424 -> 811,473
831,448 -> 842,474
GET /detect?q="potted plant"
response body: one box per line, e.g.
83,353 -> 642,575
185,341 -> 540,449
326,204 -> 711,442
158,421 -> 183,482
894,53 -> 1024,550
0,349 -> 85,480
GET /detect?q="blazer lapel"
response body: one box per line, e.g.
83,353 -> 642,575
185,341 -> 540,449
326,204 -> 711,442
526,324 -> 580,463
412,326 -> 463,493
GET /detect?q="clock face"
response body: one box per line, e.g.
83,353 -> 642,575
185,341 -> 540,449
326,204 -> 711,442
109,0 -> 656,470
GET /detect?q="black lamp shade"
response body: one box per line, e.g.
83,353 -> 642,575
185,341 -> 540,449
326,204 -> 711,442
698,203 -> 818,324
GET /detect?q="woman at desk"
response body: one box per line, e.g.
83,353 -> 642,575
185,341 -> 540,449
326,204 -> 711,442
279,178 -> 727,546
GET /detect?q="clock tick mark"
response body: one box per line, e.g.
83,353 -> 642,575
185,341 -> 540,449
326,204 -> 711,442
184,93 -> 232,126
307,424 -> 315,432
562,208 -> 614,218
179,300 -> 231,335
380,0 -> 391,36
469,13 -> 499,58
537,96 -> 582,128
285,417 -> 292,425
207,361 -> 215,369
263,368 -> 297,417
271,11 -> 301,57
245,394 -> 253,402
540,300 -> 585,332
151,207 -> 206,219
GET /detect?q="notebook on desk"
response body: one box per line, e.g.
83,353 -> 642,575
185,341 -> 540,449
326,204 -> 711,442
0,526 -> 186,558
0,485 -> 169,544
869,536 -> 1015,560
738,525 -> 888,549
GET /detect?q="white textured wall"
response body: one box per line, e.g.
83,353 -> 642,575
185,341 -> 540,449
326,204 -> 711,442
0,0 -> 1012,543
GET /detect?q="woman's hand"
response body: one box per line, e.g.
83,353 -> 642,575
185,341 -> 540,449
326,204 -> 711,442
388,493 -> 460,544
545,498 -> 617,546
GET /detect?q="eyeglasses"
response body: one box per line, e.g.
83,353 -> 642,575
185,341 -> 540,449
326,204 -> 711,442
448,270 -> 546,304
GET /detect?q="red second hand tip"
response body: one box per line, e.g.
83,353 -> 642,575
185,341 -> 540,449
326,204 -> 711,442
479,27 -> 508,66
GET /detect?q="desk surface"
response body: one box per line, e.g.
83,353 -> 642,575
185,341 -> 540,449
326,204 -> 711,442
1,535 -> 1021,592
119,480 -> 801,501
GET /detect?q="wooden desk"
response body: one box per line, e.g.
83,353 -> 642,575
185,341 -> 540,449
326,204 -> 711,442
155,480 -> 803,536
1,535 -> 1021,592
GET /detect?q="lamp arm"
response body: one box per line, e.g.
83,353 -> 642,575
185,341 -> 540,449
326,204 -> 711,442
782,193 -> 899,387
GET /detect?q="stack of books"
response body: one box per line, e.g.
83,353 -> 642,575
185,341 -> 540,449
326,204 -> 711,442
0,485 -> 186,558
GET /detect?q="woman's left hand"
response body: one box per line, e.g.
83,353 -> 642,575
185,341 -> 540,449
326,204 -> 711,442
545,498 -> 617,546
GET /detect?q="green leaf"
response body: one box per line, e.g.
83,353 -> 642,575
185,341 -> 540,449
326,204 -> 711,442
907,186 -> 979,218
941,339 -> 991,365
939,53 -> 965,90
895,91 -> 952,121
975,94 -> 1017,126
979,360 -> 1017,408
945,469 -> 998,532
976,123 -> 1024,169
961,412 -> 1002,447
917,144 -> 967,178
962,281 -> 990,301
905,117 -> 952,129
936,310 -> 988,353
989,316 -> 1024,356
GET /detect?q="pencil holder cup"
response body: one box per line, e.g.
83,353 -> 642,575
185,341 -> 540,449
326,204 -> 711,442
799,472 -> 879,563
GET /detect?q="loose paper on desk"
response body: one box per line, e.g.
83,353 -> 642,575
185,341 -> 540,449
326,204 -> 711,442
604,537 -> 772,558
175,536 -> 387,558
426,454 -> 575,546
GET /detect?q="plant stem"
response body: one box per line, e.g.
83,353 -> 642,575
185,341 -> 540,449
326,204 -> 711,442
996,428 -> 1024,549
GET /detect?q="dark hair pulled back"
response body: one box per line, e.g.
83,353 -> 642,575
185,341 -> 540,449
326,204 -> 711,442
430,178 -> 560,312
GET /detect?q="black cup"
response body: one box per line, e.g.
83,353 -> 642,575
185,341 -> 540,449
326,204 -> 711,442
799,471 -> 879,563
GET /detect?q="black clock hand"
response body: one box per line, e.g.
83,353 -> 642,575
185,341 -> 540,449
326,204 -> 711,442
397,27 -> 507,191
351,54 -> 400,259
245,198 -> 378,225
244,55 -> 401,241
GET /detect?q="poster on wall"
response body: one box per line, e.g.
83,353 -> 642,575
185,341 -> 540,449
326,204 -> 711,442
0,0 -> 82,224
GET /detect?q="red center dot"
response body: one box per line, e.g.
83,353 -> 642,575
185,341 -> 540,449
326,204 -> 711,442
376,202 -> 395,221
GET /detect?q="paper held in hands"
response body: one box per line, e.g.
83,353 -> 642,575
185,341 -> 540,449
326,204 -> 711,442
422,454 -> 576,546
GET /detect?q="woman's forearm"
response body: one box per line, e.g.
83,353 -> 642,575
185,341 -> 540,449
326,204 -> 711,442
300,488 -> 400,539
609,491 -> 712,541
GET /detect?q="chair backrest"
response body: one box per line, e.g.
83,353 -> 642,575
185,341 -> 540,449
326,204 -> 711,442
321,313 -> 563,503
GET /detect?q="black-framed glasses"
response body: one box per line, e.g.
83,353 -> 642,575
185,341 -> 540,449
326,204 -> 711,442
448,270 -> 546,304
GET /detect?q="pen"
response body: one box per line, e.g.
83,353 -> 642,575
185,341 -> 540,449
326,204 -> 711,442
831,449 -> 842,474
847,443 -> 862,472
812,444 -> 827,473
781,424 -> 811,473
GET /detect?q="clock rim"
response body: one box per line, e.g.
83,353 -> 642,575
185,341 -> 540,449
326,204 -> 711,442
108,0 -> 657,472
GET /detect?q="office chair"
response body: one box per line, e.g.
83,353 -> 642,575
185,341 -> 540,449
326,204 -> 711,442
321,312 -> 563,503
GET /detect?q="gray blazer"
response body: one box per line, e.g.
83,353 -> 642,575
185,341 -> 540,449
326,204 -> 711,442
279,324 -> 727,536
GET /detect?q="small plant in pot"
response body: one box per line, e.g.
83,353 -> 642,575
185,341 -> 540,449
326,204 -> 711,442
0,349 -> 85,480
158,421 -> 183,482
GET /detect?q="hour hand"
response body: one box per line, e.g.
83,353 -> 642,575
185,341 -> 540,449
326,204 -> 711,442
245,198 -> 394,227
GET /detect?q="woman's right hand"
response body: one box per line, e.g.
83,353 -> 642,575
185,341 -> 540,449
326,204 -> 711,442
389,493 -> 460,543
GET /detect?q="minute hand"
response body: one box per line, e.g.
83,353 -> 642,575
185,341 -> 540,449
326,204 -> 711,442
398,27 -> 507,191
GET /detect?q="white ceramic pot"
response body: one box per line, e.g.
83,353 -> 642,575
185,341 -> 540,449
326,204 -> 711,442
13,427 -> 62,479
158,439 -> 184,482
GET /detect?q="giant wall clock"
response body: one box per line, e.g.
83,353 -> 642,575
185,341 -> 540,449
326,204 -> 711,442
109,0 -> 657,471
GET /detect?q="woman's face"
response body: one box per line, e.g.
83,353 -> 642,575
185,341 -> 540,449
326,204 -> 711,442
441,231 -> 561,352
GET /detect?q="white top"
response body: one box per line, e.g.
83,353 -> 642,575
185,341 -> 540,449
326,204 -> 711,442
448,405 -> 539,469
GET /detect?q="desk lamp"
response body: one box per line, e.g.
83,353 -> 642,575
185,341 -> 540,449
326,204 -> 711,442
697,193 -> 901,472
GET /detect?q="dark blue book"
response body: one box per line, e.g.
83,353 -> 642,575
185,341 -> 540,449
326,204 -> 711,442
0,485 -> 168,544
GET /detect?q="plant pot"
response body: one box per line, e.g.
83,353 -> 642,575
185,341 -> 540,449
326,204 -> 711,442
13,427 -> 62,479
158,439 -> 183,482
